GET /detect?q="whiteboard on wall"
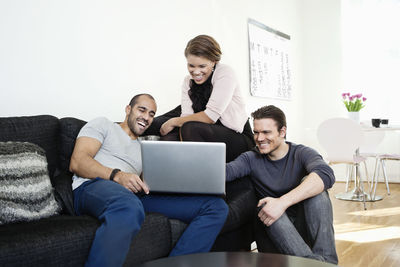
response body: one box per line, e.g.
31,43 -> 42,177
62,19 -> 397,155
248,18 -> 292,100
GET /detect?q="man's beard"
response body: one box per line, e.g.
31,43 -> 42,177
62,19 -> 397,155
127,114 -> 145,137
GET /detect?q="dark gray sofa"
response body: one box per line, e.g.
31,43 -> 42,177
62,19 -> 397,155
0,115 -> 257,266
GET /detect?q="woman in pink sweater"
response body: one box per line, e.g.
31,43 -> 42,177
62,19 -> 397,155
157,35 -> 254,162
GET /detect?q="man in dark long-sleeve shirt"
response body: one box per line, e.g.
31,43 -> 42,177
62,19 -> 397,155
226,105 -> 338,264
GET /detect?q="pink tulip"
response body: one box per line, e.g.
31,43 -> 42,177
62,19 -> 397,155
341,92 -> 367,111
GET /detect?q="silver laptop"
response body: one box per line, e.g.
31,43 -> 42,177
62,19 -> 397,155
140,141 -> 226,195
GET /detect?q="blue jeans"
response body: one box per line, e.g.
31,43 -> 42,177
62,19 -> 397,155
73,178 -> 228,267
254,191 -> 338,264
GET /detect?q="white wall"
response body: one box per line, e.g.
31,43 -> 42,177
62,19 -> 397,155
298,0 -> 347,179
0,0 -> 191,120
0,0 -> 304,136
299,0 -> 400,182
1,0 -> 398,181
0,0 -> 302,141
341,0 -> 400,182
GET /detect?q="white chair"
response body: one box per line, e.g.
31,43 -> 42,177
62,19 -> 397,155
342,131 -> 378,192
358,131 -> 390,198
317,117 -> 368,209
370,153 -> 400,199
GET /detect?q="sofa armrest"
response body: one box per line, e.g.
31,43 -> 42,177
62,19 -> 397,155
221,176 -> 257,233
53,170 -> 75,215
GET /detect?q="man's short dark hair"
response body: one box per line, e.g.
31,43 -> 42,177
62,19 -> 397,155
251,105 -> 287,132
129,94 -> 155,107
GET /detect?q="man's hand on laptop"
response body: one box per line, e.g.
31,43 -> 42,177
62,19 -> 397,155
114,172 -> 150,194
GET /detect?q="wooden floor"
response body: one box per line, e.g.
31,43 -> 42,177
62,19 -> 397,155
331,182 -> 400,267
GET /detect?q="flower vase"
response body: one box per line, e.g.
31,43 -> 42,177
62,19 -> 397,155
347,111 -> 360,122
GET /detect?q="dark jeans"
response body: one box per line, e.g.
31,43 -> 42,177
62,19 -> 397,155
73,178 -> 229,267
254,191 -> 338,264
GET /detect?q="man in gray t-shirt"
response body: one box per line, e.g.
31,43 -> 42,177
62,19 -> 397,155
71,116 -> 143,190
70,94 -> 228,267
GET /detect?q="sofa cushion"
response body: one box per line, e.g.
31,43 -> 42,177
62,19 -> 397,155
124,213 -> 173,266
169,218 -> 188,248
0,141 -> 61,225
0,115 -> 60,181
0,213 -> 175,267
0,215 -> 98,267
53,170 -> 75,215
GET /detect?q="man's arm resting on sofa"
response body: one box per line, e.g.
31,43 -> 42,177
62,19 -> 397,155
69,136 -> 149,194
69,136 -> 112,179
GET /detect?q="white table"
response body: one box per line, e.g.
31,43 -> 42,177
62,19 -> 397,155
361,125 -> 400,132
335,125 -> 400,208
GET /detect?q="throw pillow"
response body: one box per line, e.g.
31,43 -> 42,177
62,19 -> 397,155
0,141 -> 61,225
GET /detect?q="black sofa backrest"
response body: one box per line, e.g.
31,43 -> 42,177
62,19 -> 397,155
0,115 -> 88,183
0,115 -> 60,181
58,117 -> 87,173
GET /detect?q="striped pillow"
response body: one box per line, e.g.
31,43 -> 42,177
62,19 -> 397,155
0,142 -> 60,225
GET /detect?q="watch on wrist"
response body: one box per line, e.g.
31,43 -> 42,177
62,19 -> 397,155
109,168 -> 121,182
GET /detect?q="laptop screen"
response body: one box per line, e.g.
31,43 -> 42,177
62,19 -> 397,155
140,141 -> 226,195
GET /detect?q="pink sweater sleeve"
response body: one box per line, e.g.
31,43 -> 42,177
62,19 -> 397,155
180,64 -> 248,133
204,65 -> 237,122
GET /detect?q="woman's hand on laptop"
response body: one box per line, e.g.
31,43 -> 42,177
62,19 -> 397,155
114,172 -> 150,194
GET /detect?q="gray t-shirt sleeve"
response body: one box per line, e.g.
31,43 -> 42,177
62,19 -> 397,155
77,117 -> 110,143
